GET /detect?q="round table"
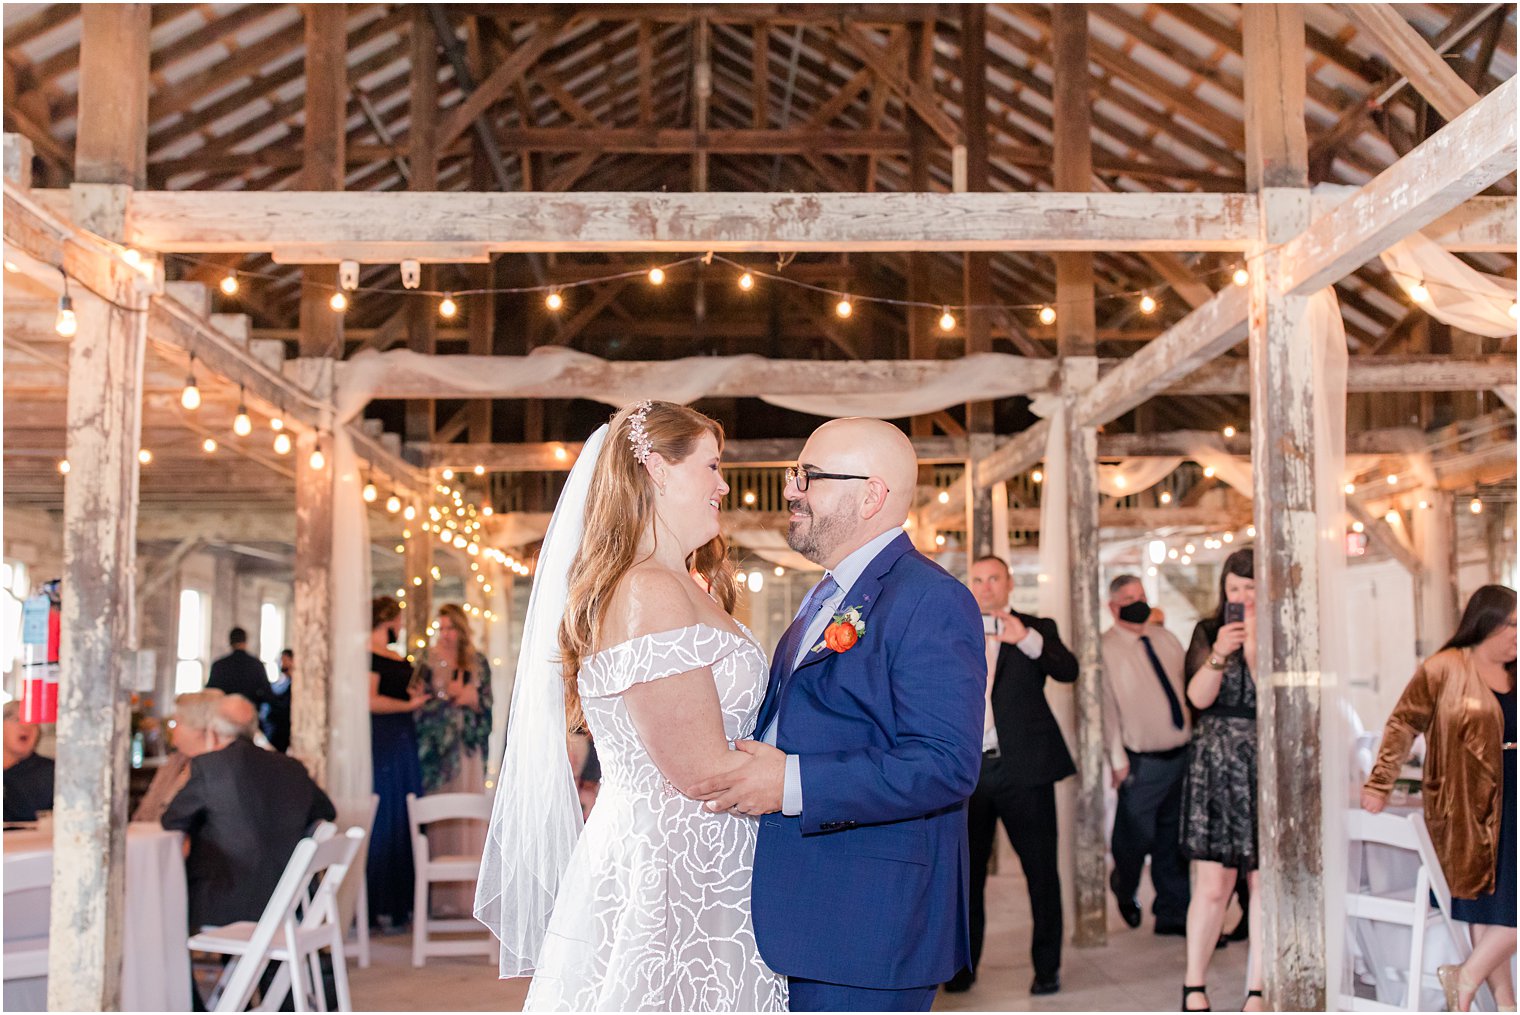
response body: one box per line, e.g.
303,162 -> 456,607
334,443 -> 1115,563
3,821 -> 192,1011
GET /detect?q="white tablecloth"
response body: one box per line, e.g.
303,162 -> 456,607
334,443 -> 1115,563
3,821 -> 192,1011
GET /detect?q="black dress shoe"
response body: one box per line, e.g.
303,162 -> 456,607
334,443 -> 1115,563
1154,921 -> 1187,937
1030,974 -> 1061,996
942,968 -> 975,993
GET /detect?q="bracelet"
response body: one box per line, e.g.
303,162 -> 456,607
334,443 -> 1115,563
1207,653 -> 1226,670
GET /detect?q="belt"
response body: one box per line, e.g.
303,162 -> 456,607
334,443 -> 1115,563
1130,744 -> 1187,761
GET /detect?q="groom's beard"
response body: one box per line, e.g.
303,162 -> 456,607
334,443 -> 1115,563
786,501 -> 851,565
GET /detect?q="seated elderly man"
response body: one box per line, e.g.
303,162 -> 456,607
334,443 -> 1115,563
161,702 -> 335,933
133,689 -> 237,823
3,701 -> 55,822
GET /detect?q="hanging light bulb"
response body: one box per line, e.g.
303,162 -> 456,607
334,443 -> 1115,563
233,390 -> 252,437
1386,474 -> 1398,486
1345,482 -> 1357,495
220,273 -> 239,296
835,296 -> 853,319
1222,531 -> 1234,543
1203,465 -> 1217,478
309,447 -> 326,470
57,459 -> 70,475
481,505 -> 493,517
1409,282 -> 1430,303
1222,425 -> 1236,439
937,490 -> 950,505
1139,294 -> 1158,315
55,294 -> 77,337
438,294 -> 458,319
180,360 -> 201,411
1470,497 -> 1484,515
1038,305 -> 1056,326
1031,469 -> 1044,484
273,432 -> 292,455
1384,509 -> 1400,525
202,437 -> 217,454
1247,525 -> 1257,538
473,464 -> 485,476
442,468 -> 455,481
1159,490 -> 1173,504
938,307 -> 956,332
362,483 -> 378,503
1509,301 -> 1518,321
386,495 -> 402,514
545,290 -> 564,311
1232,267 -> 1250,287
329,291 -> 348,312
137,448 -> 153,465
647,266 -> 666,286
403,505 -> 417,521
738,272 -> 755,291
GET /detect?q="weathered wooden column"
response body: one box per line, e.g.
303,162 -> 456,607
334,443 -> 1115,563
48,7 -> 150,1009
1412,490 -> 1458,656
1243,6 -> 1323,1008
289,3 -> 346,785
960,3 -> 996,560
406,4 -> 438,448
1052,3 -> 1107,949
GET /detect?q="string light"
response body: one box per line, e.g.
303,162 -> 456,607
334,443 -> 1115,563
937,490 -> 951,504
1409,283 -> 1430,303
1510,302 -> 1518,321
1384,509 -> 1400,524
545,290 -> 563,311
1470,497 -> 1484,515
1031,469 -> 1044,484
552,446 -> 569,461
233,390 -> 252,437
273,432 -> 292,455
935,534 -> 946,547
742,491 -> 757,506
387,495 -> 402,514
647,267 -> 666,286
738,272 -> 755,291
269,416 -> 284,432
57,459 -> 70,475
362,483 -> 378,503
1203,465 -> 1217,478
1139,294 -> 1158,315
309,447 -> 326,470
1222,531 -> 1234,543
55,294 -> 77,337
180,356 -> 201,411
220,273 -> 239,296
1038,305 -> 1056,326
403,505 -> 417,521
1221,425 -> 1236,439
1159,490 -> 1173,504
1232,268 -> 1250,287
122,248 -> 143,269
1247,525 -> 1257,538
473,464 -> 485,476
1345,482 -> 1356,495
202,437 -> 217,453
442,468 -> 454,481
835,296 -> 853,319
329,291 -> 348,312
938,307 -> 956,332
438,295 -> 458,320
481,505 -> 493,517
138,448 -> 153,465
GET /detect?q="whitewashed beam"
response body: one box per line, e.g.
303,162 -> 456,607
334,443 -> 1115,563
1337,4 -> 1482,122
415,436 -> 971,470
1413,196 -> 1514,252
79,189 -> 1262,253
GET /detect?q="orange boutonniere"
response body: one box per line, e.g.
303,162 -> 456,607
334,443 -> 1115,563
812,605 -> 866,655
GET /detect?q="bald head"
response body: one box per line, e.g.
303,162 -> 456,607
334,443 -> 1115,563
786,418 -> 918,569
214,694 -> 260,743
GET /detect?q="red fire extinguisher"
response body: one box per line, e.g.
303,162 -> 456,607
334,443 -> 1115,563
19,579 -> 60,725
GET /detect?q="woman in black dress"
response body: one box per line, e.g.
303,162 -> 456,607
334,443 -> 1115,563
1179,549 -> 1262,1012
367,596 -> 429,929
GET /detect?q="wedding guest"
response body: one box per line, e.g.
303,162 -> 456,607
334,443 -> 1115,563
1363,584 -> 1517,1012
132,689 -> 224,823
368,596 -> 428,929
206,627 -> 274,709
3,701 -> 54,822
161,706 -> 335,933
1102,575 -> 1190,936
1179,548 -> 1263,1012
263,649 -> 293,753
945,554 -> 1077,997
416,603 -> 493,916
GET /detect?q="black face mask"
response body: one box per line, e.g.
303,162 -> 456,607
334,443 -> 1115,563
1117,601 -> 1152,624
386,626 -> 399,644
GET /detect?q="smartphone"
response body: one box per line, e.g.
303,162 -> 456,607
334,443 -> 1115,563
981,614 -> 1002,637
1225,602 -> 1245,625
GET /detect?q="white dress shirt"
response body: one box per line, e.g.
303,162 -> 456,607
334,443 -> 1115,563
982,609 -> 1044,752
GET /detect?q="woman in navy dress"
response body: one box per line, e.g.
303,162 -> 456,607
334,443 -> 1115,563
367,596 -> 429,929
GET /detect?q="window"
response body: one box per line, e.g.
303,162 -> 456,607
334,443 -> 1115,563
259,601 -> 285,684
175,589 -> 209,695
0,560 -> 30,698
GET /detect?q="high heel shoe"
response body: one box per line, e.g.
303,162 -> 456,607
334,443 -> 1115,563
1437,964 -> 1480,1012
1243,988 -> 1264,1011
1181,984 -> 1210,1011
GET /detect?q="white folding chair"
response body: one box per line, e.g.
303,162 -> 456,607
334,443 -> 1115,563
332,794 -> 380,969
189,824 -> 365,1012
406,792 -> 494,967
1340,809 -> 1446,1011
1410,812 -> 1498,1011
3,853 -> 51,982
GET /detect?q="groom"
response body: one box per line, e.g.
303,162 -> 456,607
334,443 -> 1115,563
693,418 -> 986,1011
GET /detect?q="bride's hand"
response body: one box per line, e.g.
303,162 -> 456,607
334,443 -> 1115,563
691,740 -> 786,816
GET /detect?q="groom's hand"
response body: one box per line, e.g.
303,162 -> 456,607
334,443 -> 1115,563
692,740 -> 786,816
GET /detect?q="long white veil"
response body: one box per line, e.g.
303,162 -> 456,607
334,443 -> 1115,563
475,424 -> 607,977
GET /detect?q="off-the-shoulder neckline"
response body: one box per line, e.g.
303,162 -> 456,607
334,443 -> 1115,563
587,621 -> 758,663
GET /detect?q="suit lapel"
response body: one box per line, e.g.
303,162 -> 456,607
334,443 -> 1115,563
791,532 -> 914,675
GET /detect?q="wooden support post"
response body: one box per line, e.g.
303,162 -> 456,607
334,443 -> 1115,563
73,4 -> 149,190
49,261 -> 149,1011
408,4 -> 438,446
1412,490 -> 1458,656
469,261 -> 496,442
299,5 -> 346,365
1244,7 -> 1323,1009
1052,2 -> 1107,950
906,18 -> 938,453
292,428 -> 335,788
960,4 -> 995,559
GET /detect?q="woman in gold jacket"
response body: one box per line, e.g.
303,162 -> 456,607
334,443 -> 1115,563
1363,584 -> 1516,1012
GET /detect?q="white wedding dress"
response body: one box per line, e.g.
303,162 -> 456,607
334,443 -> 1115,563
524,622 -> 789,1012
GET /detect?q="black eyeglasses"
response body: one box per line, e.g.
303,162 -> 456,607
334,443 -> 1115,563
785,466 -> 876,492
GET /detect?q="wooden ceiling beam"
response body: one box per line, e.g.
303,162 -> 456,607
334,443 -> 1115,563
1338,3 -> 1483,122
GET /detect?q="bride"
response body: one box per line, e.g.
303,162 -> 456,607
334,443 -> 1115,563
476,400 -> 788,1011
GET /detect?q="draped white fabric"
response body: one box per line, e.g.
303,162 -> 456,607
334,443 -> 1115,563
336,348 -> 1053,421
1380,231 -> 1518,338
1097,457 -> 1184,499
724,527 -> 824,572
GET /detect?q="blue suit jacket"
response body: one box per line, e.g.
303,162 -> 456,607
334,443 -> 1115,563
751,532 -> 985,989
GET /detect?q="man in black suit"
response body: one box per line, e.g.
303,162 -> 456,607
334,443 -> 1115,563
206,627 -> 274,710
944,554 -> 1078,997
161,709 -> 335,933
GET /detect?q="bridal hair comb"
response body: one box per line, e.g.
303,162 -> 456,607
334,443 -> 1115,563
626,400 -> 654,464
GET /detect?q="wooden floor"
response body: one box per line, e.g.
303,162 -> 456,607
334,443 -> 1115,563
350,847 -> 1249,1012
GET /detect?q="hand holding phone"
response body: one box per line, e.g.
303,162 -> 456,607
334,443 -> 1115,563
1225,602 -> 1245,625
